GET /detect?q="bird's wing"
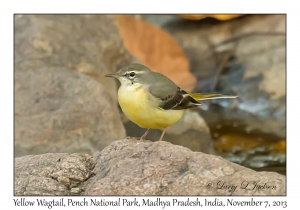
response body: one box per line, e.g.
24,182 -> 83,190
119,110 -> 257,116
149,80 -> 201,110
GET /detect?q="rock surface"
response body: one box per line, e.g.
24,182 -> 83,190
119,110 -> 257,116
15,153 -> 96,195
14,15 -> 131,157
15,67 -> 126,157
15,139 -> 286,196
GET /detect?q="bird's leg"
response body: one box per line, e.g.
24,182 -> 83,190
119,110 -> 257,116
159,128 -> 167,141
140,128 -> 151,140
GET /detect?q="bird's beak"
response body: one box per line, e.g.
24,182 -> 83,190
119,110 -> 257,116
105,73 -> 119,78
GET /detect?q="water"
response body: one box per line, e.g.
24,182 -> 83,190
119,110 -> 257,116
197,107 -> 286,175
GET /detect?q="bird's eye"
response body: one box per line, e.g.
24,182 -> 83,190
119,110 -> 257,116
128,72 -> 136,78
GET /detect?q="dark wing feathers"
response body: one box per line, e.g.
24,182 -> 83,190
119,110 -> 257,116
159,88 -> 201,110
150,85 -> 201,110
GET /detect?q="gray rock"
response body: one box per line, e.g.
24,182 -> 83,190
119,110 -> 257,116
14,15 -> 131,157
85,139 -> 285,196
15,139 -> 285,196
15,153 -> 96,196
14,15 -> 131,98
15,67 -> 126,156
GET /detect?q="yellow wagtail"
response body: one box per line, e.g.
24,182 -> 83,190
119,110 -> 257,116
106,63 -> 237,141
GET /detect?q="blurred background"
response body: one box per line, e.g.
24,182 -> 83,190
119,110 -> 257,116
14,14 -> 286,175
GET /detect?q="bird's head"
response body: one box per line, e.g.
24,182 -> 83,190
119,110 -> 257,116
105,63 -> 152,87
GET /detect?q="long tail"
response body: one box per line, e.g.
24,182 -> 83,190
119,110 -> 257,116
189,93 -> 238,101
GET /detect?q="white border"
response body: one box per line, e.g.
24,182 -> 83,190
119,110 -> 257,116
2,0 -> 296,209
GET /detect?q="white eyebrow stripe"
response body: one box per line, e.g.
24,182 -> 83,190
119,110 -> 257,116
123,70 -> 145,75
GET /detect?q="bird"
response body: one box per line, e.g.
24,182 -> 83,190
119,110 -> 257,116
106,63 -> 237,141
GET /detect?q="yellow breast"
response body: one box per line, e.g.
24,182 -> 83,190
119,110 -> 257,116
118,85 -> 185,129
